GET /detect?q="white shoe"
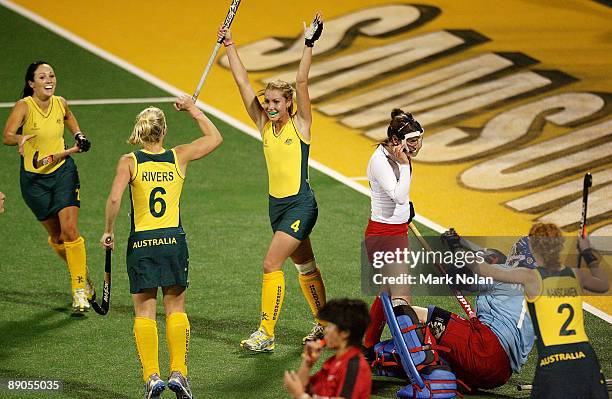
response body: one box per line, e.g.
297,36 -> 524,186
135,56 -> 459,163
240,328 -> 275,352
72,288 -> 90,313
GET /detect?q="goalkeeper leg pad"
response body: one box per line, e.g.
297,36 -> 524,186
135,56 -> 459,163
380,293 -> 458,399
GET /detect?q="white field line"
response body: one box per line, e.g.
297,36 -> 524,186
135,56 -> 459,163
0,97 -> 177,108
3,0 -> 608,323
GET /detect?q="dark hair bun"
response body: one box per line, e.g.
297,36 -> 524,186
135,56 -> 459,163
391,108 -> 405,119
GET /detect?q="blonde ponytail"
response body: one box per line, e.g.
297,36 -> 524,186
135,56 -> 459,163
127,107 -> 166,145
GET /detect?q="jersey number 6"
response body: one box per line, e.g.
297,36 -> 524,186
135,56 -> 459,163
149,187 -> 167,218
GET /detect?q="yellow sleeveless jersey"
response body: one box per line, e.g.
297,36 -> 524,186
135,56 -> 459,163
262,118 -> 311,198
21,96 -> 67,174
526,267 -> 588,349
129,149 -> 185,233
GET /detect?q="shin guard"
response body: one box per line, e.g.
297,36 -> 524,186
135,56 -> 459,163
380,293 -> 457,399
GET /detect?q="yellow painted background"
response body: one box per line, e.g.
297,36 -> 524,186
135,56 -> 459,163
10,0 -> 610,310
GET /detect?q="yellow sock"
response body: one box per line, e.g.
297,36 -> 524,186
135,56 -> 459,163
298,268 -> 327,323
64,236 -> 87,292
134,317 -> 160,381
166,312 -> 190,376
48,237 -> 67,262
259,271 -> 285,337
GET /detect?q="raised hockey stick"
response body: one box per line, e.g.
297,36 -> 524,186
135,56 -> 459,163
409,223 -> 477,319
90,237 -> 112,315
192,0 -> 241,100
577,172 -> 593,268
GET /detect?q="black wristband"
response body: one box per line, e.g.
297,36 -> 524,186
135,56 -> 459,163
581,248 -> 597,265
305,39 -> 314,47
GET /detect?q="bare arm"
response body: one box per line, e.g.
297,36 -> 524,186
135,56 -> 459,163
172,95 -> 223,174
101,155 -> 132,249
219,27 -> 267,131
59,97 -> 81,135
294,12 -> 322,140
294,45 -> 313,140
574,237 -> 610,293
468,261 -> 540,297
3,100 -> 28,146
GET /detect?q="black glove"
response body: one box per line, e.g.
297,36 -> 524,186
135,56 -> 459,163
304,15 -> 323,47
441,228 -> 463,252
74,132 -> 91,152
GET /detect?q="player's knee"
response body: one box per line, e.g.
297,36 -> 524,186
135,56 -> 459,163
295,259 -> 316,275
60,227 -> 80,242
263,258 -> 282,273
48,235 -> 62,245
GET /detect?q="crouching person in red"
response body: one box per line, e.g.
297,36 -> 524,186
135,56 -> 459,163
284,299 -> 372,399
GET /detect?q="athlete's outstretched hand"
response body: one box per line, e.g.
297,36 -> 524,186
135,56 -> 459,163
18,134 -> 34,156
304,11 -> 323,47
218,25 -> 233,46
174,94 -> 197,113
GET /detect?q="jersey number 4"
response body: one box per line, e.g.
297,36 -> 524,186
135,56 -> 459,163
291,220 -> 301,232
149,187 -> 167,218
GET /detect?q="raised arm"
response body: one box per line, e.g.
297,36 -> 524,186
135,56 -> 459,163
368,146 -> 411,205
101,155 -> 133,249
219,27 -> 267,131
294,12 -> 323,141
468,261 -> 540,298
173,95 -> 223,173
574,237 -> 610,293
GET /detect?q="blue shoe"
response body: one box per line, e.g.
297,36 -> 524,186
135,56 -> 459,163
144,373 -> 165,399
168,371 -> 193,399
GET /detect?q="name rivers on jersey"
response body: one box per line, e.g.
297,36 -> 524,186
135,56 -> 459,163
142,171 -> 174,182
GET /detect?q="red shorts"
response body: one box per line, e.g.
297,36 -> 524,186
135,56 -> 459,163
364,219 -> 409,262
438,313 -> 511,390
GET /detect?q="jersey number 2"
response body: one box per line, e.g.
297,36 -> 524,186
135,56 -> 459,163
149,187 -> 167,218
558,303 -> 576,336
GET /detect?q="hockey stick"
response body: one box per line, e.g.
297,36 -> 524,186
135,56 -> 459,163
577,172 -> 593,268
90,237 -> 112,315
32,145 -> 79,169
409,223 -> 477,319
192,0 -> 242,100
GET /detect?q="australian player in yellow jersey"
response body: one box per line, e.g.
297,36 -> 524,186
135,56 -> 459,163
219,12 -> 328,352
469,223 -> 609,399
100,95 -> 223,399
3,61 -> 94,313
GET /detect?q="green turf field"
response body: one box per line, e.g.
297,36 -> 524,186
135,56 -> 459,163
0,5 -> 609,399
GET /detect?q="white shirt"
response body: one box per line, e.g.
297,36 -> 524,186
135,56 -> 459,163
367,145 -> 412,224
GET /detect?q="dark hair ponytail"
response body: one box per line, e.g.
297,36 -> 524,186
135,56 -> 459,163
21,61 -> 50,99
